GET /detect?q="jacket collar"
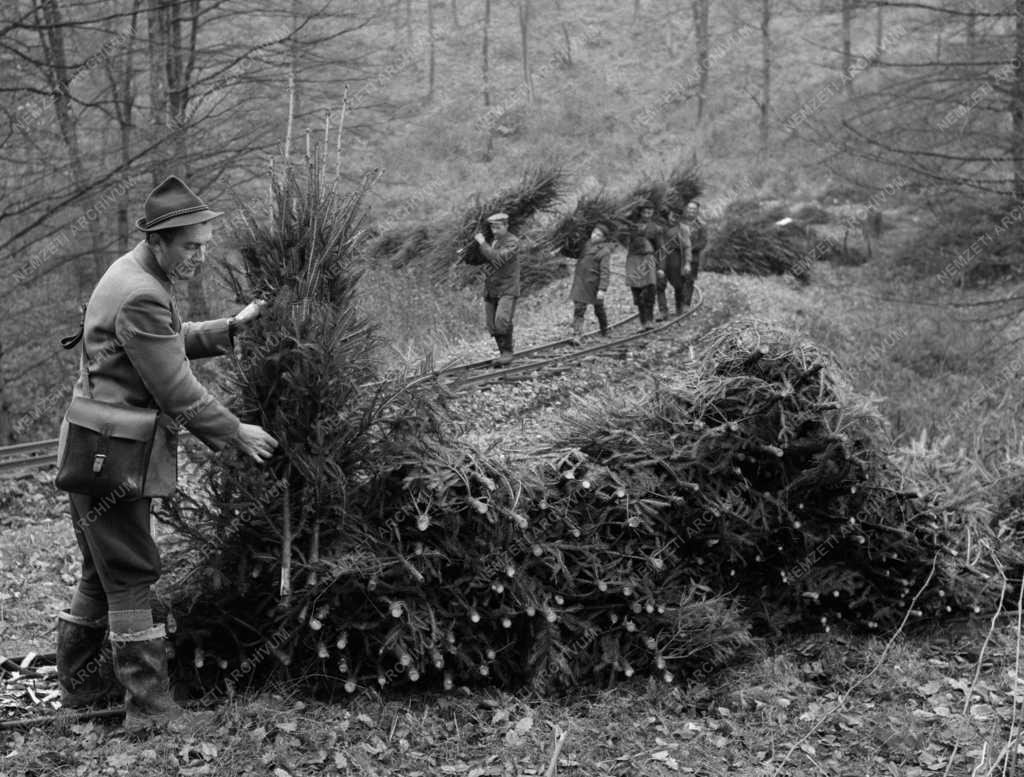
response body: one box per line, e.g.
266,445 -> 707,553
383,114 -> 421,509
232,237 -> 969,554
132,240 -> 172,287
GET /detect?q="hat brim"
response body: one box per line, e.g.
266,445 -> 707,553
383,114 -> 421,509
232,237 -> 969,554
136,209 -> 224,232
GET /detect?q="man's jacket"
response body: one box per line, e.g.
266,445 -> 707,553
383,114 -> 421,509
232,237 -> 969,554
625,220 -> 663,288
687,218 -> 708,255
570,239 -> 612,305
661,224 -> 693,283
480,232 -> 521,298
57,241 -> 241,497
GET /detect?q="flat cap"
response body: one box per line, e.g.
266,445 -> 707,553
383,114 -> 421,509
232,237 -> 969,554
486,212 -> 509,223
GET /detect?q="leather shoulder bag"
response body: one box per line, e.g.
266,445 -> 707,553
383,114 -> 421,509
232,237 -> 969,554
55,305 -> 159,500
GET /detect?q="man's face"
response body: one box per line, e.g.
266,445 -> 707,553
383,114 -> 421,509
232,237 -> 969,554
683,203 -> 699,221
490,220 -> 508,236
590,227 -> 605,242
152,222 -> 214,280
640,207 -> 654,221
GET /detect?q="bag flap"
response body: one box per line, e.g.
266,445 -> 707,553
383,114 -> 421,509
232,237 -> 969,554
66,396 -> 159,441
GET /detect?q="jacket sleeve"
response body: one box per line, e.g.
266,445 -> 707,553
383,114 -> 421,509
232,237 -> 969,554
182,318 -> 234,360
651,225 -> 665,262
478,235 -> 519,271
679,225 -> 693,266
116,293 -> 241,451
598,245 -> 611,291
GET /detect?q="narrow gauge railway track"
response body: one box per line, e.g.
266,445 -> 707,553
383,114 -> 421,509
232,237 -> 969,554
440,284 -> 703,389
0,438 -> 59,476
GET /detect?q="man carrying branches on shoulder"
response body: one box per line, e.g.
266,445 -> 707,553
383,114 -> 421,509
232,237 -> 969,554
475,212 -> 521,366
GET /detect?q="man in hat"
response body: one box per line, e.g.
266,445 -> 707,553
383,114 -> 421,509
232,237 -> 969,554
474,213 -> 521,366
656,209 -> 692,317
625,201 -> 663,330
679,200 -> 706,307
569,223 -> 613,344
55,175 -> 278,733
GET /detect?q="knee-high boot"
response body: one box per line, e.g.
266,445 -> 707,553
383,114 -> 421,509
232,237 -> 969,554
56,611 -> 121,708
111,625 -> 184,733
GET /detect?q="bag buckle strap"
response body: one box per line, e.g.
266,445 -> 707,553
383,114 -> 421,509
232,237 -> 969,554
92,453 -> 106,474
60,304 -> 87,351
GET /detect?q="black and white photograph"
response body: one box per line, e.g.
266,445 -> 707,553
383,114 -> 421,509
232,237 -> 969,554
2,1 -> 1024,775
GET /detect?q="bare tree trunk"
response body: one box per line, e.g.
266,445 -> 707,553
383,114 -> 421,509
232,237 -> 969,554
290,0 -> 303,129
518,0 -> 533,104
482,0 -> 491,109
0,336 -> 13,444
34,0 -> 107,287
633,0 -> 641,23
406,0 -> 413,45
147,0 -> 170,184
1014,0 -> 1024,199
164,0 -> 207,317
966,6 -> 976,52
691,0 -> 710,125
760,0 -> 771,151
841,0 -> 853,97
427,0 -> 436,101
109,1 -> 141,253
482,0 -> 493,158
874,3 -> 883,59
450,0 -> 460,28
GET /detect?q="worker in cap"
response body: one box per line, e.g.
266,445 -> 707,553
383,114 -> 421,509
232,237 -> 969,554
54,175 -> 278,734
474,212 -> 521,366
625,200 -> 663,330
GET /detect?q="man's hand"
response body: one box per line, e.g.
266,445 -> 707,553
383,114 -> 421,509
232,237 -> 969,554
236,423 -> 278,463
596,290 -> 606,302
474,233 -> 486,245
231,299 -> 267,333
656,269 -> 666,280
683,263 -> 692,276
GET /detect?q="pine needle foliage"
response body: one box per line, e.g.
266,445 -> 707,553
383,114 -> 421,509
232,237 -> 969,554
703,217 -> 811,281
432,165 -> 568,270
546,189 -> 627,258
546,320 -> 1021,633
546,162 -> 705,257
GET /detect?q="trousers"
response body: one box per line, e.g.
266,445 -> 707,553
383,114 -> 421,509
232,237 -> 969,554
69,493 -> 160,614
485,295 -> 517,336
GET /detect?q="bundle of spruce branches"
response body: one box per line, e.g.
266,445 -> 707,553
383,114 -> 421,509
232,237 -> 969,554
549,321 -> 1019,632
431,166 -> 568,270
546,162 -> 704,258
545,190 -> 626,258
703,217 -> 810,280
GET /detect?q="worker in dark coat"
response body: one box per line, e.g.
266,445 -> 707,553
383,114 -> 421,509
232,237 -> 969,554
569,223 -> 613,343
54,175 -> 278,733
680,200 -> 706,307
625,202 -> 662,330
656,209 -> 693,317
474,212 -> 520,366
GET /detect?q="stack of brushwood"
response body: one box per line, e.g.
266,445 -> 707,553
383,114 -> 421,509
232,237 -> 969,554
547,321 -> 1017,634
703,198 -> 869,278
159,160 -> 1015,701
703,202 -> 811,280
547,161 -> 704,257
